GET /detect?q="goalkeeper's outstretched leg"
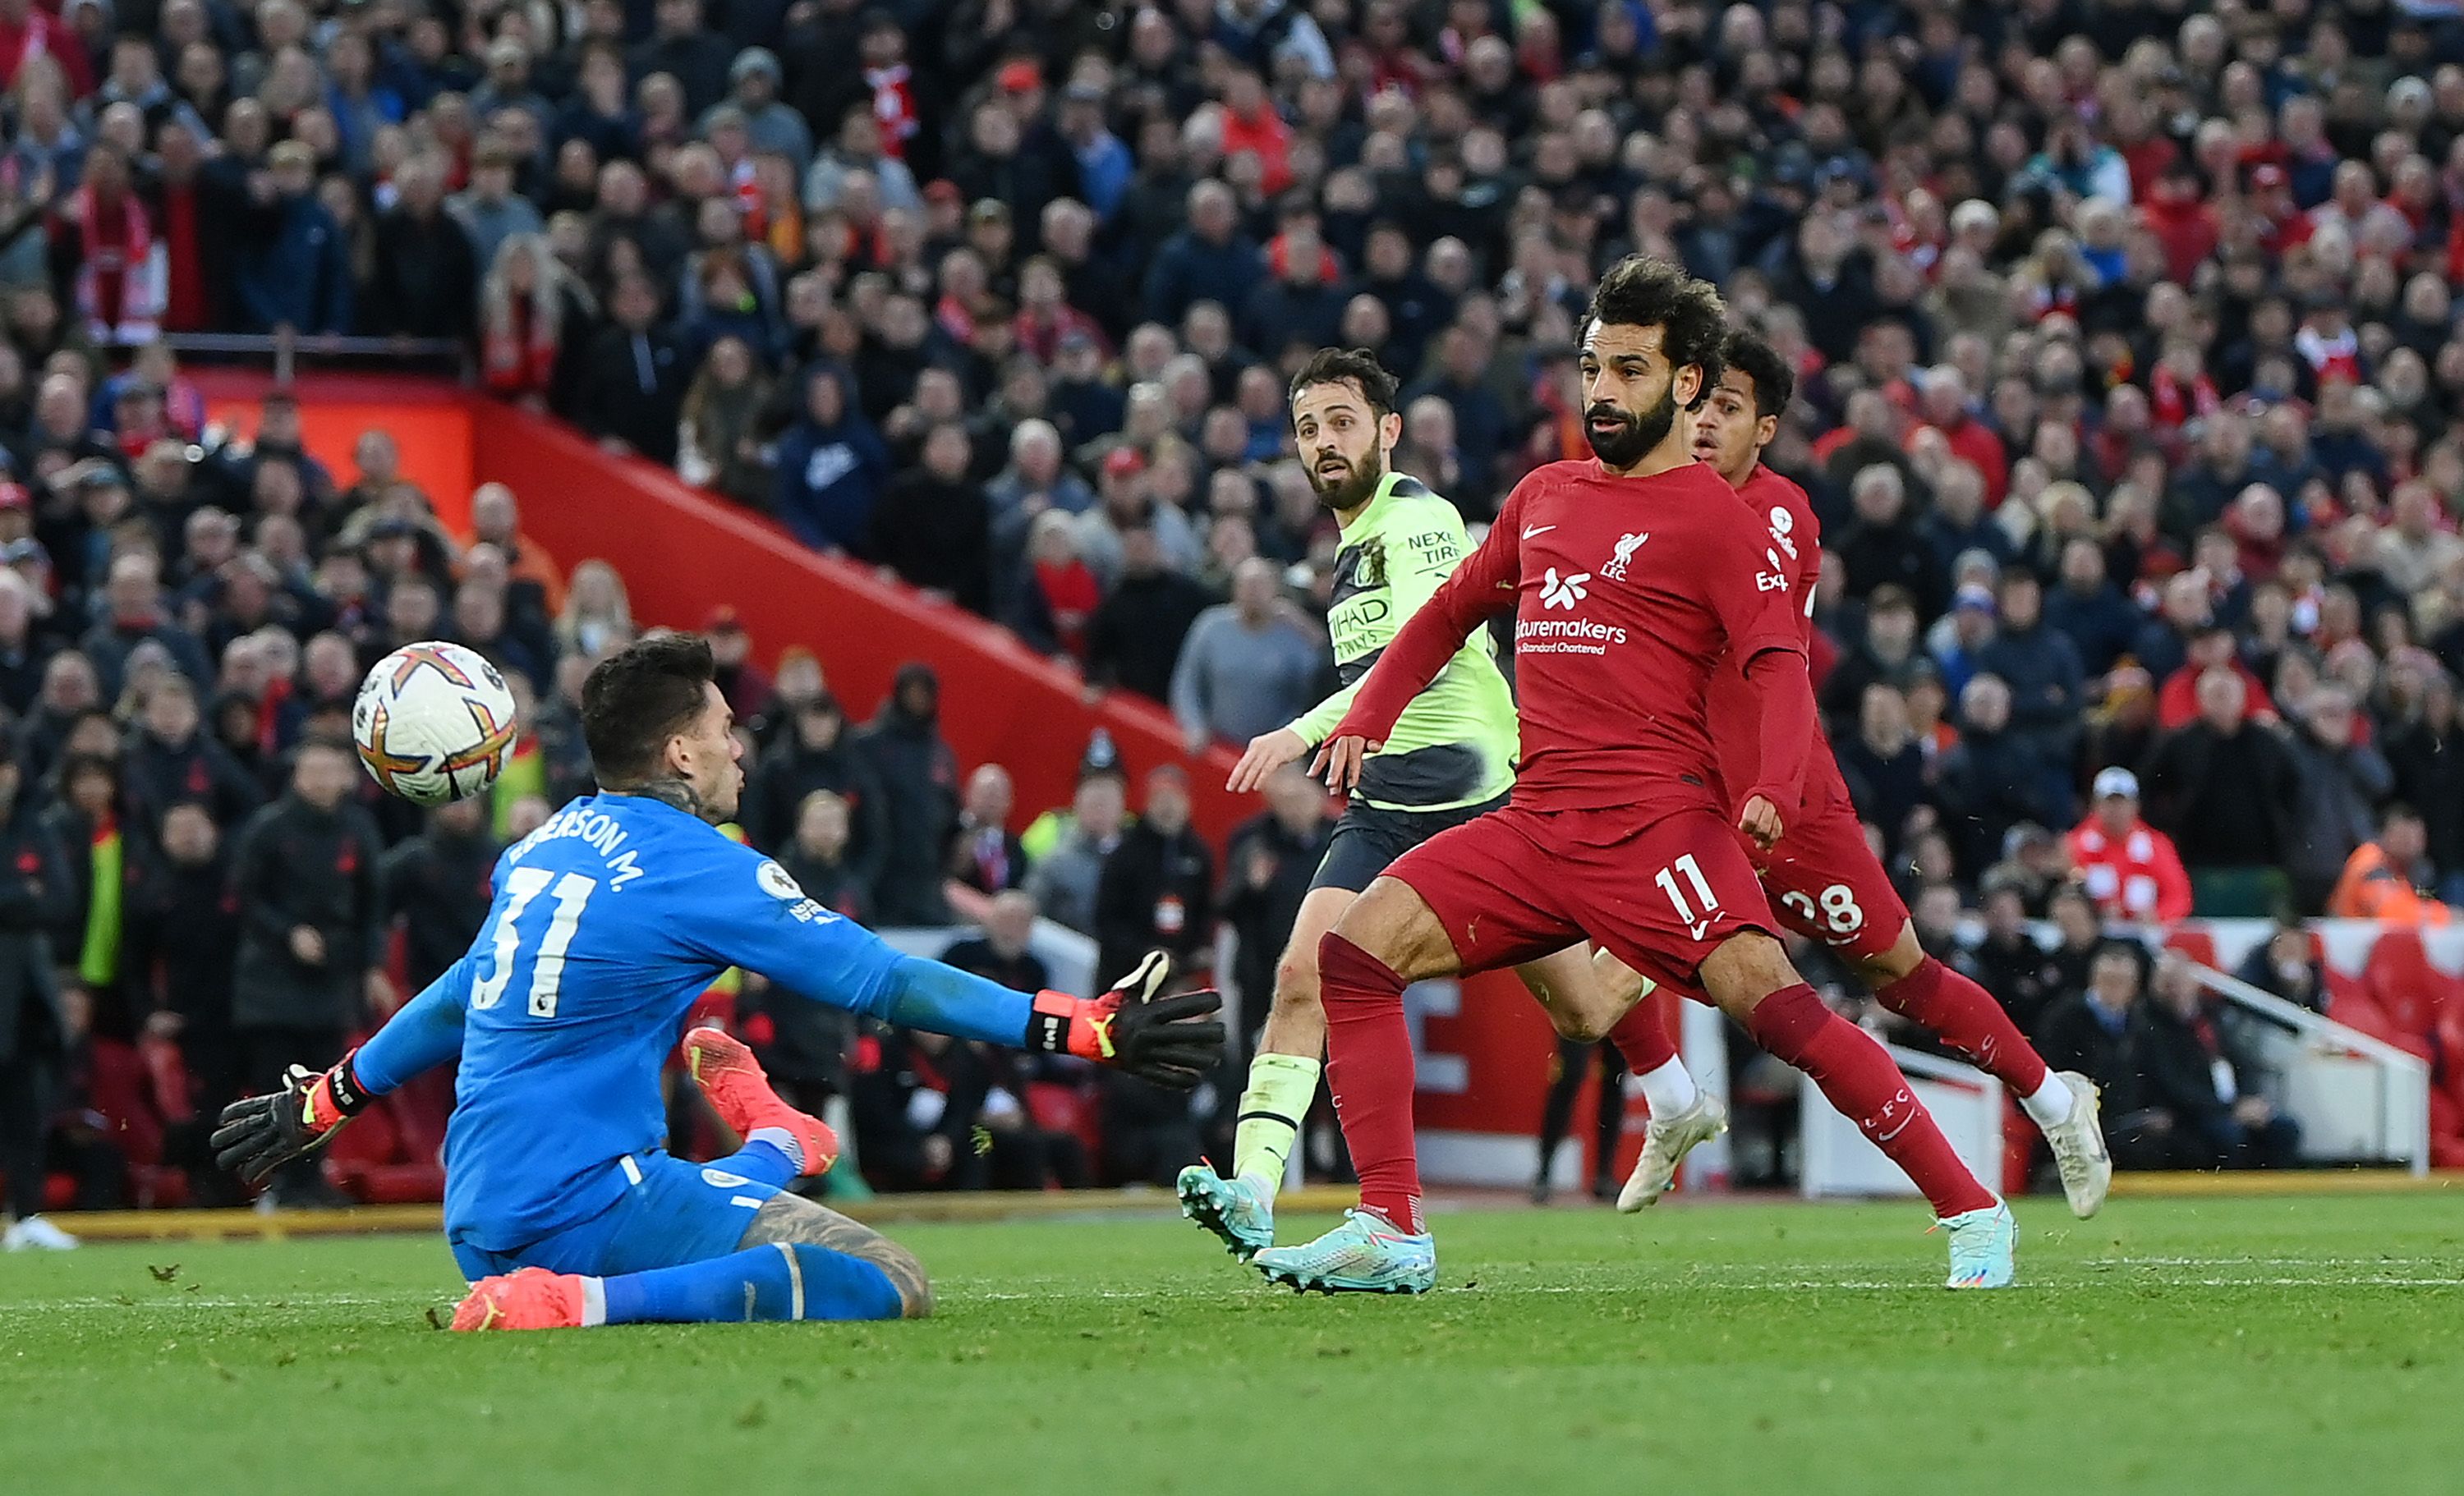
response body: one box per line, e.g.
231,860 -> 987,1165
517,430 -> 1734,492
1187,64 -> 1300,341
453,1191 -> 931,1330
453,1028 -> 931,1330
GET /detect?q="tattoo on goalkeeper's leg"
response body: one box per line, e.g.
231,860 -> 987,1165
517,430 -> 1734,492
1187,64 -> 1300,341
740,1193 -> 933,1319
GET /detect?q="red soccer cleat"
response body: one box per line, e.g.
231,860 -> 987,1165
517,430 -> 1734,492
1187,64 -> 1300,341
683,1025 -> 839,1177
451,1267 -> 588,1331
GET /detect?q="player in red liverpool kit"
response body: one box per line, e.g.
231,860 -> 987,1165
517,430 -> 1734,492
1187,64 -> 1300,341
1676,330 -> 2110,1218
1252,260 -> 2016,1294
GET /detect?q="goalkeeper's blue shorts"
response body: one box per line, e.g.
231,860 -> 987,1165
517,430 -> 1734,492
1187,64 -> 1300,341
448,1150 -> 781,1282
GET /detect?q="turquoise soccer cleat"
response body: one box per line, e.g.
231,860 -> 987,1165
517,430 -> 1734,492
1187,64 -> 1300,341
1938,1200 -> 2019,1288
1251,1209 -> 1436,1294
1177,1165 -> 1276,1261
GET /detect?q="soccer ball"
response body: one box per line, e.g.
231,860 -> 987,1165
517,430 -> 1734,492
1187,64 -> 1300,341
352,640 -> 521,806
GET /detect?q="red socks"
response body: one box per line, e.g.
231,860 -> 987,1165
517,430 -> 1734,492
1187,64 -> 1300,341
1317,932 -> 1424,1234
1747,983 -> 1997,1218
1874,957 -> 2051,1098
1606,994 -> 1679,1079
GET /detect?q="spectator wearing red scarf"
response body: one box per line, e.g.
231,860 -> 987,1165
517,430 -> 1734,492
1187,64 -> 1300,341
478,236 -> 568,407
0,0 -> 90,95
1018,507 -> 1101,662
48,143 -> 161,344
1011,255 -> 1106,365
861,14 -> 919,159
2295,296 -> 2365,385
2149,339 -> 2221,430
149,121 -> 215,333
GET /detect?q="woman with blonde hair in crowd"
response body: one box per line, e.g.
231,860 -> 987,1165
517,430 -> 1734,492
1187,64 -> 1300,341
554,559 -> 635,659
479,232 -> 592,411
677,333 -> 774,508
1012,508 -> 1100,663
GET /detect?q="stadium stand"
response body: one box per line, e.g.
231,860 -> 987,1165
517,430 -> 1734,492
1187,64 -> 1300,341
16,0 -> 2464,1217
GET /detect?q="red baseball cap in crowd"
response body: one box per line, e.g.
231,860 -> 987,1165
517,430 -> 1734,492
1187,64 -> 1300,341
998,59 -> 1042,94
1104,447 -> 1147,479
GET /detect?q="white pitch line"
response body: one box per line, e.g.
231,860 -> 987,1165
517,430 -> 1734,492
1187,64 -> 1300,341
966,1273 -> 2464,1301
11,1265 -> 2463,1316
0,1293 -> 431,1312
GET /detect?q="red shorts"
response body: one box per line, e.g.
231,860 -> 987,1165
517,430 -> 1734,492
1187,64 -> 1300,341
1383,802 -> 1778,990
1751,787 -> 1909,966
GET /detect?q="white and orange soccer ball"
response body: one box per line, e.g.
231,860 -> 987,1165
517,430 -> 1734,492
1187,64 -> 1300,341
351,640 -> 521,806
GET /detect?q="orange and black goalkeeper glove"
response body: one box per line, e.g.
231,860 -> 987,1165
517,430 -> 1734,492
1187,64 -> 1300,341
211,1053 -> 373,1186
1027,951 -> 1226,1089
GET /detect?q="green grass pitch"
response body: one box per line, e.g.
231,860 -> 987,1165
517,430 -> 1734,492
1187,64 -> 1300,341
6,1193 -> 2462,1495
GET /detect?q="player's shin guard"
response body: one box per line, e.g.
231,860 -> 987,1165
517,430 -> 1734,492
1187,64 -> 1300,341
1317,932 -> 1423,1235
1873,957 -> 2054,1104
1231,1052 -> 1322,1191
1747,983 -> 1996,1218
597,1243 -> 905,1324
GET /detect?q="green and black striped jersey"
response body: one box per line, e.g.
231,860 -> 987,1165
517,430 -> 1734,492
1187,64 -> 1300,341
1288,472 -> 1519,813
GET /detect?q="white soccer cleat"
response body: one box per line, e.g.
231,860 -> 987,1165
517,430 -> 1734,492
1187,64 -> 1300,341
2040,1070 -> 2112,1219
1617,1090 -> 1728,1212
3,1214 -> 79,1251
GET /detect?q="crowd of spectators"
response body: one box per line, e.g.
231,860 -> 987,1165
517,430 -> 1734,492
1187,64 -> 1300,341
0,371 -> 1326,1214
26,0 -> 2464,1219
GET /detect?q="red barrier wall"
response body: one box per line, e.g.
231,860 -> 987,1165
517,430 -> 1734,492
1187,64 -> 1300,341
195,370 -> 477,533
466,402 -> 1253,842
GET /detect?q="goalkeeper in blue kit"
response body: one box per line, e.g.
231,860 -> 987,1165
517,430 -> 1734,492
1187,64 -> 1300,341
212,635 -> 1224,1329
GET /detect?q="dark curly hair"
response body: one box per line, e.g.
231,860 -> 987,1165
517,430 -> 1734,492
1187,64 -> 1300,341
582,632 -> 716,786
1287,346 -> 1400,417
1720,328 -> 1796,421
1584,256 -> 1729,397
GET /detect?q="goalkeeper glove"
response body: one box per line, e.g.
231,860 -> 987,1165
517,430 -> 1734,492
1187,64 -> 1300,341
1027,950 -> 1225,1089
211,1052 -> 374,1186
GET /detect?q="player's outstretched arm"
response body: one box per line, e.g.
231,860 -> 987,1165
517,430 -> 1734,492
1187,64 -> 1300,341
210,956 -> 474,1186
710,851 -> 1227,1087
353,955 -> 475,1090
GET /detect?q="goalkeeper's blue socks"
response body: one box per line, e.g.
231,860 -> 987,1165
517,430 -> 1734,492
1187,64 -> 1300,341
591,1242 -> 904,1324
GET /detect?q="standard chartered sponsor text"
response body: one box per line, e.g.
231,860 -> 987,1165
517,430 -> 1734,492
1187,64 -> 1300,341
1515,617 -> 1628,645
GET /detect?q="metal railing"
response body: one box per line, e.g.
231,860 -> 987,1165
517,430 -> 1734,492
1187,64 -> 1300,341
159,331 -> 467,383
2183,961 -> 2433,1175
